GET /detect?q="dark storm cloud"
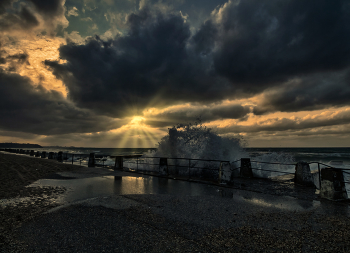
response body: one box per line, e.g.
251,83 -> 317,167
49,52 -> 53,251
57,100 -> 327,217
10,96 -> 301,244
46,0 -> 350,119
208,0 -> 350,91
192,20 -> 217,56
253,69 -> 350,115
0,0 -> 12,14
29,0 -> 64,16
205,0 -> 350,92
0,4 -> 39,32
0,70 -> 123,135
0,0 -> 66,34
46,8 -> 233,117
144,103 -> 251,127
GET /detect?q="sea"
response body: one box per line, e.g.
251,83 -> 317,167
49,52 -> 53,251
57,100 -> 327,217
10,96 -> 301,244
29,146 -> 350,169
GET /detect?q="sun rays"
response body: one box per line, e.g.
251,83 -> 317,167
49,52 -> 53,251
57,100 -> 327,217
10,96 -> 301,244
107,116 -> 166,148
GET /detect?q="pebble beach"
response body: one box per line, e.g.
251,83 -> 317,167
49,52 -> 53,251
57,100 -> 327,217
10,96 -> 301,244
1,152 -> 350,252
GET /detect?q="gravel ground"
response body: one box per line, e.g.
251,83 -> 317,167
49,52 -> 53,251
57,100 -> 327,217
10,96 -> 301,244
1,152 -> 350,252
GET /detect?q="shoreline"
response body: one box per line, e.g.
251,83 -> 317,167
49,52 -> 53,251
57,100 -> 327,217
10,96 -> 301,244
2,152 -> 350,252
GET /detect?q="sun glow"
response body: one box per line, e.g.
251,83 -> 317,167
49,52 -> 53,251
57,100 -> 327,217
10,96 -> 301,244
106,116 -> 166,148
129,116 -> 146,127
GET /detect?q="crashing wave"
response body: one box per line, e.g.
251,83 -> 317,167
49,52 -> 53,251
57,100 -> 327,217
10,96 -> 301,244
147,121 -> 247,162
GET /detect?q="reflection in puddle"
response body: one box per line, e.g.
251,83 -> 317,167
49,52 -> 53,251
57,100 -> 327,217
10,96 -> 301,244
25,175 -> 322,212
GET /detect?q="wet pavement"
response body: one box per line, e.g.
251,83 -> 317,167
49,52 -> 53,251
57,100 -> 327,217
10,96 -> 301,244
3,167 -> 350,252
1,168 -> 322,213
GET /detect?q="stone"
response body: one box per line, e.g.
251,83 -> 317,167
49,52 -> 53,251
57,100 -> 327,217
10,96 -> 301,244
294,161 -> 314,186
57,151 -> 63,162
159,158 -> 168,176
88,153 -> 95,167
48,152 -> 54,159
114,156 -> 123,170
320,168 -> 348,201
240,158 -> 253,178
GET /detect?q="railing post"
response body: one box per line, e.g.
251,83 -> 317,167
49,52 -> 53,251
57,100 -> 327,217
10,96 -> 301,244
41,151 -> 46,158
240,158 -> 253,178
30,150 -> 34,156
137,157 -> 139,172
320,168 -> 348,200
219,162 -> 232,184
294,161 -> 314,186
57,151 -> 63,162
114,156 -> 123,170
159,158 -> 168,176
318,163 -> 321,190
88,153 -> 95,167
48,152 -> 54,159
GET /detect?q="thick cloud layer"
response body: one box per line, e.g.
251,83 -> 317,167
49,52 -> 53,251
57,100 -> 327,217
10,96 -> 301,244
2,0 -> 350,144
253,69 -> 350,114
0,70 -> 121,135
0,0 -> 67,35
209,0 -> 350,90
46,0 -> 350,120
144,103 -> 250,127
46,8 -> 233,117
29,0 -> 64,16
0,4 -> 39,32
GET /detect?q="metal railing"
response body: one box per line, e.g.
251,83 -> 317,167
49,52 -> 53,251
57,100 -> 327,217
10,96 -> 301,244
308,161 -> 350,188
2,148 -> 350,194
123,156 -> 231,182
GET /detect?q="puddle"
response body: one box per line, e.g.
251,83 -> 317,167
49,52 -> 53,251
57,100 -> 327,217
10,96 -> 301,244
26,175 -> 321,212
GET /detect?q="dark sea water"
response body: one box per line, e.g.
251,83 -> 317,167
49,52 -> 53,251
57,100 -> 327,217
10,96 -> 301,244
39,147 -> 157,156
34,146 -> 350,165
247,147 -> 350,164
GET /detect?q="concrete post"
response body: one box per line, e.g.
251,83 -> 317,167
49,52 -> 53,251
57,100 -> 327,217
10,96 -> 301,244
35,151 -> 40,157
41,151 -> 46,158
219,162 -> 231,184
48,152 -> 54,159
114,156 -> 123,170
88,153 -> 95,167
30,150 -> 35,156
320,168 -> 348,201
240,158 -> 253,178
57,151 -> 63,162
159,158 -> 168,176
294,161 -> 314,186
19,149 -> 24,154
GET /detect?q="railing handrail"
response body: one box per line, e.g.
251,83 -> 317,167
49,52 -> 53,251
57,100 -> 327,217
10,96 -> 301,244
251,160 -> 296,166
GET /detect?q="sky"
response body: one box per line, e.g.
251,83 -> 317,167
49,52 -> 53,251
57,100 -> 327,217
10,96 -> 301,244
0,0 -> 350,148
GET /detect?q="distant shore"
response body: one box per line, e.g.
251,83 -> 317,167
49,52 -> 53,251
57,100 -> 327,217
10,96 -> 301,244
0,143 -> 42,149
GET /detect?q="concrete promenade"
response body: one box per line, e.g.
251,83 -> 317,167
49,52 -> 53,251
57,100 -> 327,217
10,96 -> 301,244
1,152 -> 350,252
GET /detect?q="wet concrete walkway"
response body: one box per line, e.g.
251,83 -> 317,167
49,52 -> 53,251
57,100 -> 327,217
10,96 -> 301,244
3,166 -> 339,214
